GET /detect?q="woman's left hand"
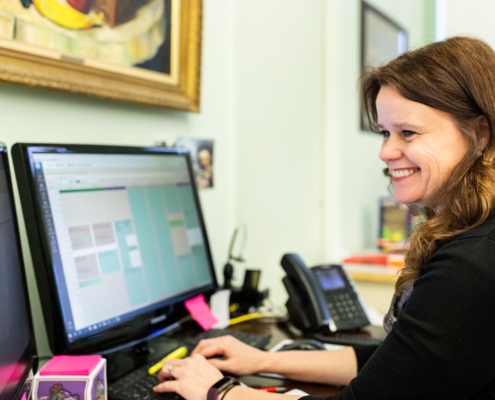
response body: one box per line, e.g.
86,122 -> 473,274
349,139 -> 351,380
154,354 -> 223,400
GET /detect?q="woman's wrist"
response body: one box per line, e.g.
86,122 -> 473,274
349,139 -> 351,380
207,377 -> 240,400
220,385 -> 241,400
220,384 -> 238,400
256,350 -> 276,374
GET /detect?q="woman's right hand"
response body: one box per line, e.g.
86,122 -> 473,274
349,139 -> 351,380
191,335 -> 270,376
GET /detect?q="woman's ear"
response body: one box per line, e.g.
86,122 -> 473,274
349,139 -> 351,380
479,116 -> 490,151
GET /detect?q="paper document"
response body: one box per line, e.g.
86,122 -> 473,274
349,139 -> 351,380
285,389 -> 309,395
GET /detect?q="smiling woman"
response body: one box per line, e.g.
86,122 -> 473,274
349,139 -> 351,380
362,37 -> 495,298
147,37 -> 495,400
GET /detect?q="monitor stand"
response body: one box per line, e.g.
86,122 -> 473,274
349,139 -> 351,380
104,336 -> 182,382
100,306 -> 190,382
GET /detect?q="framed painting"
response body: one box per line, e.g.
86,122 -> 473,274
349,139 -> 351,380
360,1 -> 407,130
0,0 -> 202,111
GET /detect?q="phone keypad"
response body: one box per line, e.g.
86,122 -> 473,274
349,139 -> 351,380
311,264 -> 370,331
326,293 -> 368,329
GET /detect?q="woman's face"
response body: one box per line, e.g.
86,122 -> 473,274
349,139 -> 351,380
377,85 -> 469,208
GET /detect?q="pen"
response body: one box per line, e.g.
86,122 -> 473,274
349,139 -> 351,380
148,345 -> 188,375
256,387 -> 287,393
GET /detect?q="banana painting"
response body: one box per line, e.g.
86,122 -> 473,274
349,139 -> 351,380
32,0 -> 104,30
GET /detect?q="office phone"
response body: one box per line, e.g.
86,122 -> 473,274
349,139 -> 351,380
281,253 -> 372,336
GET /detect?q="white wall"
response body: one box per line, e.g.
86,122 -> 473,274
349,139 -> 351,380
436,0 -> 495,45
232,0 -> 325,307
232,0 -> 430,306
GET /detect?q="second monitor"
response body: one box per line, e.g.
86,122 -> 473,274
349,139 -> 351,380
13,143 -> 218,356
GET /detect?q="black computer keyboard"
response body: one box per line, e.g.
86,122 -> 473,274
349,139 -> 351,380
108,367 -> 183,400
181,328 -> 271,351
108,329 -> 271,400
313,332 -> 383,346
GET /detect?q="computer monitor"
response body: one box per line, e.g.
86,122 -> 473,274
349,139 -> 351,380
12,143 -> 218,356
0,143 -> 37,400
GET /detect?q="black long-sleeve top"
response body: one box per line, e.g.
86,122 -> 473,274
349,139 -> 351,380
302,216 -> 495,400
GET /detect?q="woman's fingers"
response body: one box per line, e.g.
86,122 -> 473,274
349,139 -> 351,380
153,378 -> 180,393
154,354 -> 224,398
191,337 -> 230,356
157,358 -> 184,382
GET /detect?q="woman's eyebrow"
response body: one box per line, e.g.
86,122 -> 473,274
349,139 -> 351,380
377,122 -> 423,130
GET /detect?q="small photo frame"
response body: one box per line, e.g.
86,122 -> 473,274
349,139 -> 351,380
175,137 -> 214,190
361,1 -> 407,131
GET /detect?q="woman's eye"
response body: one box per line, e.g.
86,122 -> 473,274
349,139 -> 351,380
378,130 -> 390,138
401,130 -> 416,138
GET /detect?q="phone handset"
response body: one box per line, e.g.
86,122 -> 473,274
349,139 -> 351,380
281,253 -> 337,333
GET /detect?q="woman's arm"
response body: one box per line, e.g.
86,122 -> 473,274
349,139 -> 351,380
259,346 -> 357,386
192,335 -> 358,386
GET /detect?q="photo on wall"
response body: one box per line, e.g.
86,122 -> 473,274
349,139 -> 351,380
153,134 -> 214,190
175,137 -> 214,190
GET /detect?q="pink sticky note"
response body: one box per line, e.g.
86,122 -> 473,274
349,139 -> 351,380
40,355 -> 102,376
184,294 -> 218,330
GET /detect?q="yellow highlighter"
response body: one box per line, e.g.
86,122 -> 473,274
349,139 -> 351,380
148,345 -> 188,375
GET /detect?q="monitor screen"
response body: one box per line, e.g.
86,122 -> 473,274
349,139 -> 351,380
0,144 -> 36,400
13,144 -> 217,354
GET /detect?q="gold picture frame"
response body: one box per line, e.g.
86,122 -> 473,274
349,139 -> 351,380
0,0 -> 202,111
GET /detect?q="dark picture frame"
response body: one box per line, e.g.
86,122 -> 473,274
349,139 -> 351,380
360,1 -> 407,131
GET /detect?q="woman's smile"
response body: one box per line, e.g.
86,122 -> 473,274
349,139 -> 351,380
389,168 -> 420,181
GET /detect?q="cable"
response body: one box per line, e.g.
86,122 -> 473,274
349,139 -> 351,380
228,313 -> 265,326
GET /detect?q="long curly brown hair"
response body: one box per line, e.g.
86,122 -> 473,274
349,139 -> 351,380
361,36 -> 495,294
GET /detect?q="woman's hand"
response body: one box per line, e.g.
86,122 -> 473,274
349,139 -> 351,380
154,354 -> 223,400
191,335 -> 270,375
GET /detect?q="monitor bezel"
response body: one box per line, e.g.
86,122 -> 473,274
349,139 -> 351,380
0,143 -> 37,400
12,143 -> 218,355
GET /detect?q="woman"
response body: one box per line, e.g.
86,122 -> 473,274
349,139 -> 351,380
153,36 -> 495,399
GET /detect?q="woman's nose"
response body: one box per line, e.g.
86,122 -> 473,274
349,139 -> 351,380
379,136 -> 402,163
